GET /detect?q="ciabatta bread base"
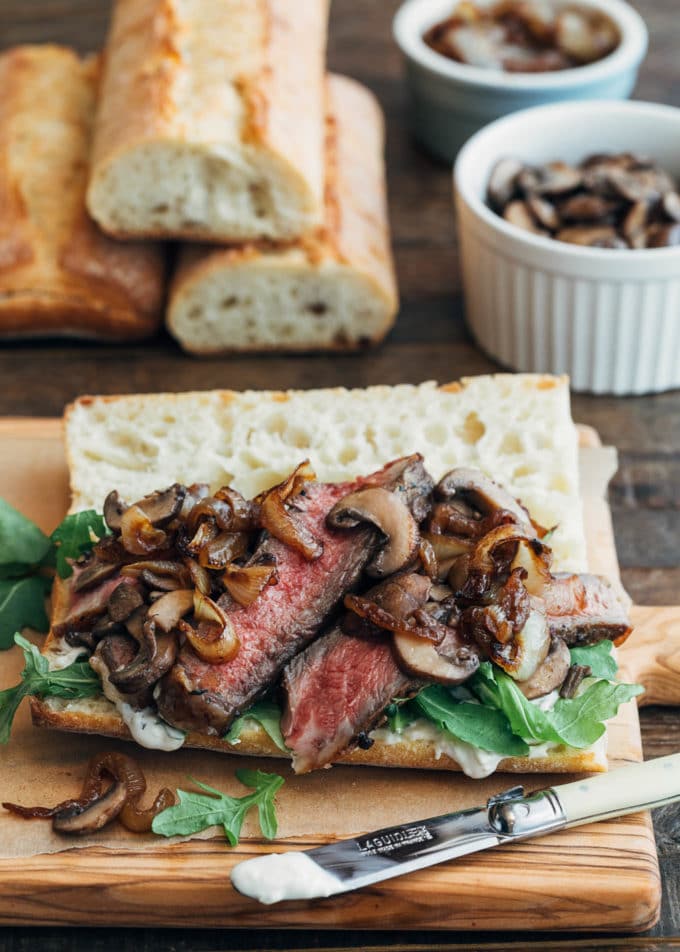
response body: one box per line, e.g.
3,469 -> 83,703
30,696 -> 607,774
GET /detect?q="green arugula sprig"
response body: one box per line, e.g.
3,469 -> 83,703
152,769 -> 285,846
225,700 -> 288,752
382,642 -> 643,756
0,633 -> 100,743
0,497 -> 109,649
469,658 -> 643,750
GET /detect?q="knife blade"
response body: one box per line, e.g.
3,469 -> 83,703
230,753 -> 680,904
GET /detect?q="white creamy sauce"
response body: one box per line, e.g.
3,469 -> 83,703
98,662 -> 185,752
45,641 -> 88,671
231,852 -> 343,905
116,702 -> 186,752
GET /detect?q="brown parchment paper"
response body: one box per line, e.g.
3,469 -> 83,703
0,421 -> 641,860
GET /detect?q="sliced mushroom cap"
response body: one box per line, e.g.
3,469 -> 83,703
488,157 -> 524,211
517,634 -> 571,698
327,486 -> 420,578
503,199 -> 547,235
147,588 -> 194,633
646,222 -> 680,248
52,782 -> 128,835
107,583 -> 145,623
107,619 -> 178,695
136,484 -> 186,527
527,161 -> 583,197
393,627 -> 479,685
435,468 -> 534,530
104,490 -> 128,533
71,560 -> 119,593
662,191 -> 680,223
622,201 -> 649,244
556,225 -> 627,248
527,194 -> 560,231
559,193 -> 619,222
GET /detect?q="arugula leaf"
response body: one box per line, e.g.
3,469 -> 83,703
51,511 -> 110,579
225,700 -> 288,752
470,661 -> 643,750
0,633 -> 100,744
414,684 -> 530,756
0,498 -> 52,570
569,641 -> 618,680
549,680 -> 644,747
491,670 -> 563,745
0,576 -> 51,649
151,769 -> 285,846
385,699 -> 418,734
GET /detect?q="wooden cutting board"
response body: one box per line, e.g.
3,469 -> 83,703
0,418 -> 678,932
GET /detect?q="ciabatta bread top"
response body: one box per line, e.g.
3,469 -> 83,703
65,375 -> 586,573
167,74 -> 398,354
0,45 -> 165,340
87,0 -> 328,242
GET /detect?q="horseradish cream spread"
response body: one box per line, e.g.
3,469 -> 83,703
97,661 -> 185,752
231,852 -> 343,904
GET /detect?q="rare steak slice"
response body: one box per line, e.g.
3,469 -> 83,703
157,457 -> 433,735
545,572 -> 631,646
281,573 -> 431,774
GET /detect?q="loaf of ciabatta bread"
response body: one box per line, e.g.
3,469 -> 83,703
86,0 -> 329,243
0,45 -> 165,340
32,375 -> 622,777
166,74 -> 398,353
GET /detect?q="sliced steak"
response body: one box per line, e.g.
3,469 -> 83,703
52,569 -> 134,640
281,573 -> 431,774
545,572 -> 631,646
156,459 -> 433,735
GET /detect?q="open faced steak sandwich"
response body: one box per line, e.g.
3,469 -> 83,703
27,378 -> 638,777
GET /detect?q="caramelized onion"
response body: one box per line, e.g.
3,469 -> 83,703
222,561 -> 278,607
461,524 -> 546,599
418,537 -> 438,580
184,557 -> 211,595
259,461 -> 323,561
214,486 -> 259,532
184,520 -> 219,557
180,592 -> 240,663
199,531 -> 249,569
120,505 -> 168,556
3,752 -> 174,835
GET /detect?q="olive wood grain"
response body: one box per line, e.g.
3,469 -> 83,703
621,608 -> 680,709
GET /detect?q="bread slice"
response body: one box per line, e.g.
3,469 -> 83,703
166,74 -> 398,353
0,46 -> 165,340
86,0 -> 328,243
33,374 -> 611,774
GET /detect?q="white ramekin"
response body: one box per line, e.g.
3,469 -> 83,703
393,0 -> 648,161
453,99 -> 680,395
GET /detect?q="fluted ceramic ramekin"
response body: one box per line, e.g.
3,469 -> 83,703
393,0 -> 648,162
454,100 -> 680,395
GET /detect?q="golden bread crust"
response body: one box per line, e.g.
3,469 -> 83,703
0,45 -> 164,340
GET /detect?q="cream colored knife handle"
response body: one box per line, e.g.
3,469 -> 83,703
555,753 -> 680,827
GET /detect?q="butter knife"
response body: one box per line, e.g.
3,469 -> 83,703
230,753 -> 680,904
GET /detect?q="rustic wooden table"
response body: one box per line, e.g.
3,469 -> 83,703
0,1 -> 679,949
